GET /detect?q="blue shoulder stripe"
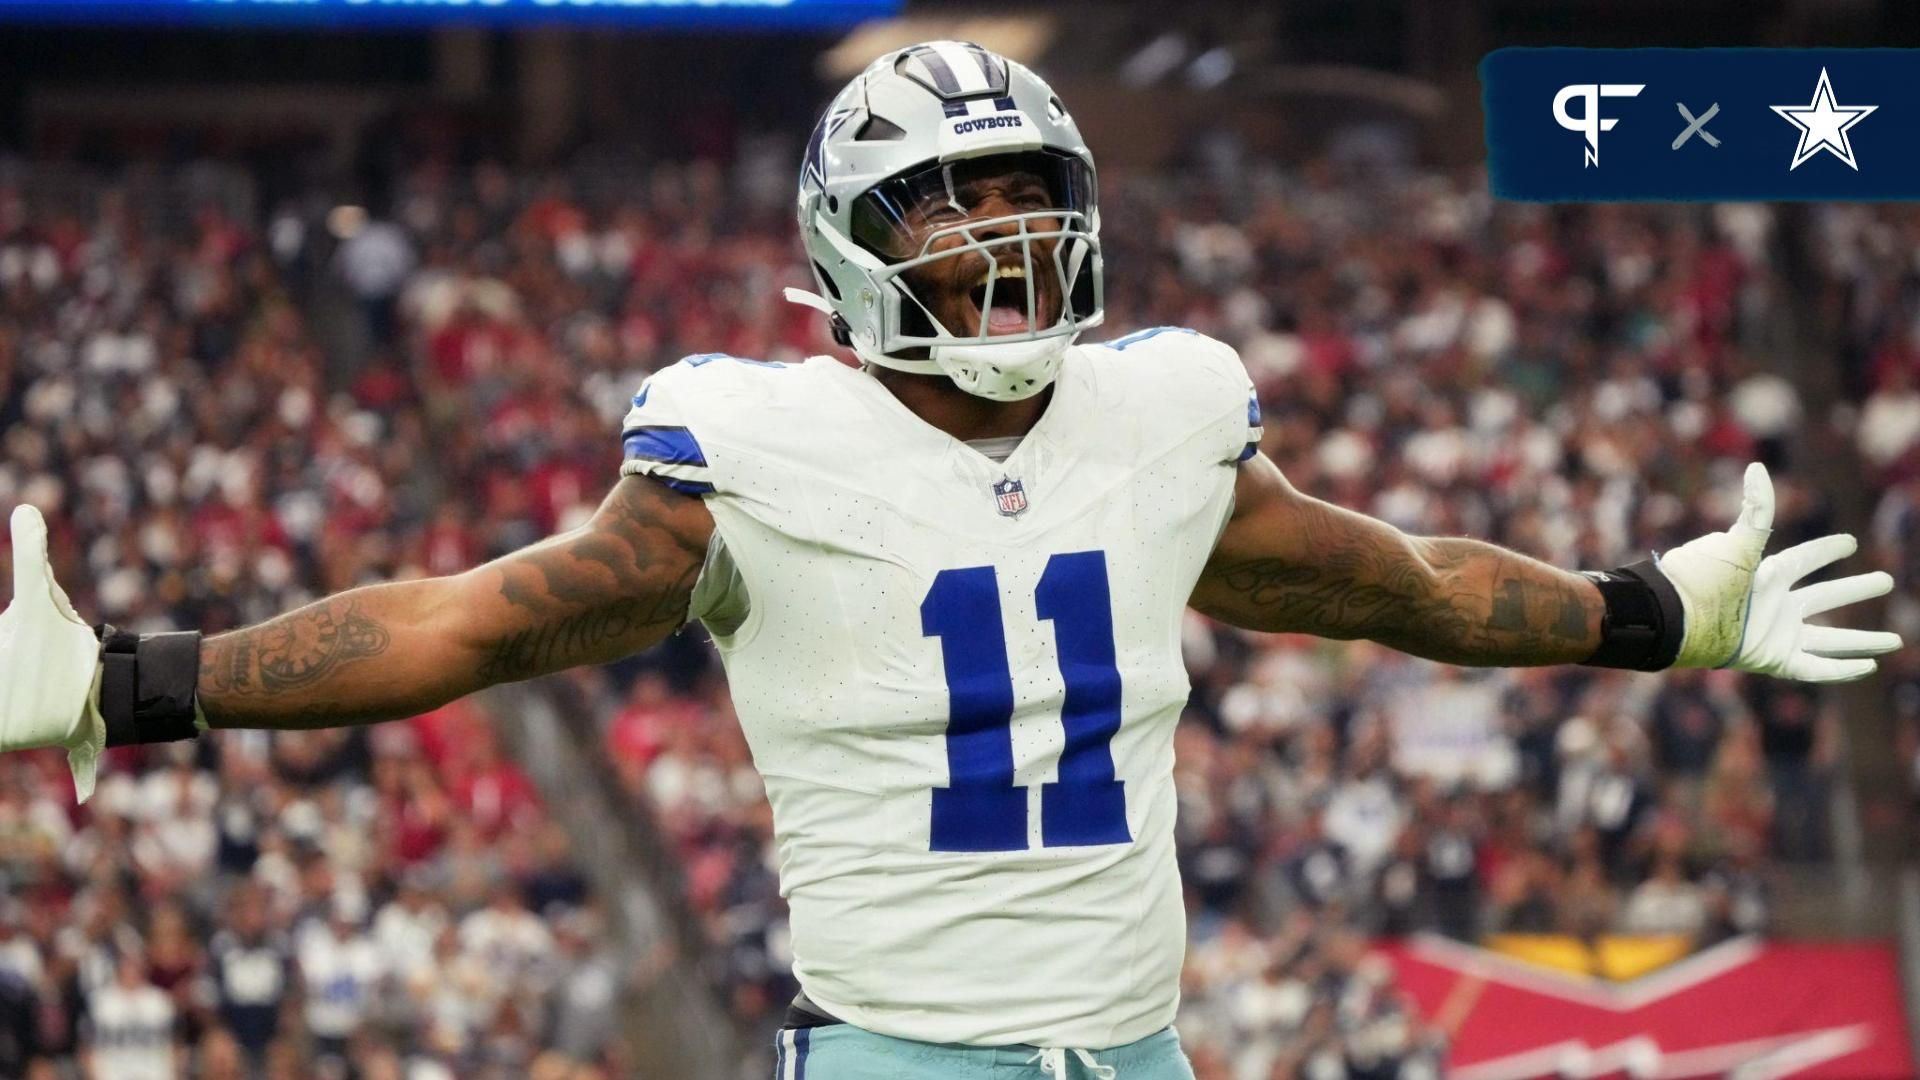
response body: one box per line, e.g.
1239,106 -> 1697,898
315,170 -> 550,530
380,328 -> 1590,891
1247,396 -> 1262,427
622,426 -> 707,468
1107,326 -> 1198,351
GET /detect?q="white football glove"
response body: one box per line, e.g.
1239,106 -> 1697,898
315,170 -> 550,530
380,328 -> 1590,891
0,505 -> 106,800
1660,462 -> 1902,682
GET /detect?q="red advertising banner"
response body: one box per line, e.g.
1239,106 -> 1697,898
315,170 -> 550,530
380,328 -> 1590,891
1383,935 -> 1914,1079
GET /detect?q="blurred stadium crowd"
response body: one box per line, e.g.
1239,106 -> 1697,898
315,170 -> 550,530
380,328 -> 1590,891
0,142 -> 1913,1080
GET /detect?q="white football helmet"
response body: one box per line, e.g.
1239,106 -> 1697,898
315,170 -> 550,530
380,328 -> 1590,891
788,41 -> 1103,401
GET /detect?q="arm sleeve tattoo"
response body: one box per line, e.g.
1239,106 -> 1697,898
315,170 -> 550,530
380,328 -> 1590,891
198,476 -> 713,730
1194,458 -> 1604,667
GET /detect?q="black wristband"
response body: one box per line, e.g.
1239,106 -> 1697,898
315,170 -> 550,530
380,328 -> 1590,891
95,625 -> 203,747
1579,559 -> 1686,671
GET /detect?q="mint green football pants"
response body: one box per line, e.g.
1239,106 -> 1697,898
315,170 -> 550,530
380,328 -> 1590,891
772,1023 -> 1195,1080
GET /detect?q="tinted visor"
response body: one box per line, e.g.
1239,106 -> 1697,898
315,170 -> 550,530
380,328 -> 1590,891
850,149 -> 1096,263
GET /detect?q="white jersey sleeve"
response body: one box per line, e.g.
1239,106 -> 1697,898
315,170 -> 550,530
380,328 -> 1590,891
1090,326 -> 1262,467
618,352 -> 793,496
617,353 -> 794,633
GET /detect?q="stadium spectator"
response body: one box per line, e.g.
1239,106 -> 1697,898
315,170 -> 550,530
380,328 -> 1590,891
0,146 -> 1877,1078
208,883 -> 294,1066
84,953 -> 180,1080
296,894 -> 385,1070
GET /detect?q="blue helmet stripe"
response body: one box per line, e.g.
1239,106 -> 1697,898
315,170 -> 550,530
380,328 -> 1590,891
963,43 -> 1004,89
907,45 -> 961,95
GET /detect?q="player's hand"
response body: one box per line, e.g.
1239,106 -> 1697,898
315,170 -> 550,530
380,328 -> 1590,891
0,506 -> 106,800
1660,462 -> 1901,682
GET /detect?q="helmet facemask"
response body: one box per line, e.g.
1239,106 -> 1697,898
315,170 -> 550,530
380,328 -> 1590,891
847,150 -> 1104,400
793,43 -> 1105,401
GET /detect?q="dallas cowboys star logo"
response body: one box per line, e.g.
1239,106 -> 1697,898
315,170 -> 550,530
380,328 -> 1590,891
1771,67 -> 1877,171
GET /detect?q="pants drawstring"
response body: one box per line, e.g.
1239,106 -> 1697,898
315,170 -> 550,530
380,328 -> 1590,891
1025,1046 -> 1118,1080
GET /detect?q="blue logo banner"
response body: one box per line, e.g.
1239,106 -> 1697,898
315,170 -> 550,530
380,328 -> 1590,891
1485,48 -> 1920,201
0,0 -> 899,29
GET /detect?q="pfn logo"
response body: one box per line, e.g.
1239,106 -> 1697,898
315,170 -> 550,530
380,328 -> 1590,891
1553,83 -> 1644,166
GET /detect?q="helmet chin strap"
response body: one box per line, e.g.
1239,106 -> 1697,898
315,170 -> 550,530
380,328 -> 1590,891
928,336 -> 1068,401
858,351 -> 947,378
784,286 -> 943,374
781,286 -> 835,315
783,286 -> 1070,399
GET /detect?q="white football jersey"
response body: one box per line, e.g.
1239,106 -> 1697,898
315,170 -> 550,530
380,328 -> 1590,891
87,983 -> 177,1080
620,328 -> 1259,1049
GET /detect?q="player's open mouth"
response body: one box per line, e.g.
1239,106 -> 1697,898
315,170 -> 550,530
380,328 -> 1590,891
968,263 -> 1040,335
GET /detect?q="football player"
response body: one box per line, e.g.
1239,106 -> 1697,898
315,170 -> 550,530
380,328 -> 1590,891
0,41 -> 1902,1080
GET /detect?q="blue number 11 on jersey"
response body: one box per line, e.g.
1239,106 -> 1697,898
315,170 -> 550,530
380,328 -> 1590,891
920,550 -> 1132,852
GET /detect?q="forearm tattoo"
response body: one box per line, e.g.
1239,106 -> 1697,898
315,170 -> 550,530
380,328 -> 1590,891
198,476 -> 709,729
1486,567 -> 1593,644
202,599 -> 392,696
1203,502 -> 1601,666
1210,552 -> 1478,645
1447,545 -> 1599,659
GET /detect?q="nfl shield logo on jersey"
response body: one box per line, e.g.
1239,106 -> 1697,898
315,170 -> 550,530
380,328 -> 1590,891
992,477 -> 1029,517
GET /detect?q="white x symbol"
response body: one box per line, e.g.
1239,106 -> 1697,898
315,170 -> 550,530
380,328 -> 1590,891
1673,101 -> 1721,149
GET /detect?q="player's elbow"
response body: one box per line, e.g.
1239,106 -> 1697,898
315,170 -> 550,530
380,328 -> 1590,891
435,567 -> 515,654
1405,536 -> 1457,592
366,570 -> 499,681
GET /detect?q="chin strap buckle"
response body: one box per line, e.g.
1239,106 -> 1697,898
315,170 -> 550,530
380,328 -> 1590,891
782,287 -> 853,345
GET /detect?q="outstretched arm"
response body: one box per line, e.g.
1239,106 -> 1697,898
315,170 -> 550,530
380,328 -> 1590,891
1193,455 -> 1900,680
1191,454 -> 1602,666
199,475 -> 714,729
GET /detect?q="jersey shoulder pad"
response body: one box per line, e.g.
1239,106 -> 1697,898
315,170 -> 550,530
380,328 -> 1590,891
618,353 -> 791,496
1092,327 -> 1261,465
